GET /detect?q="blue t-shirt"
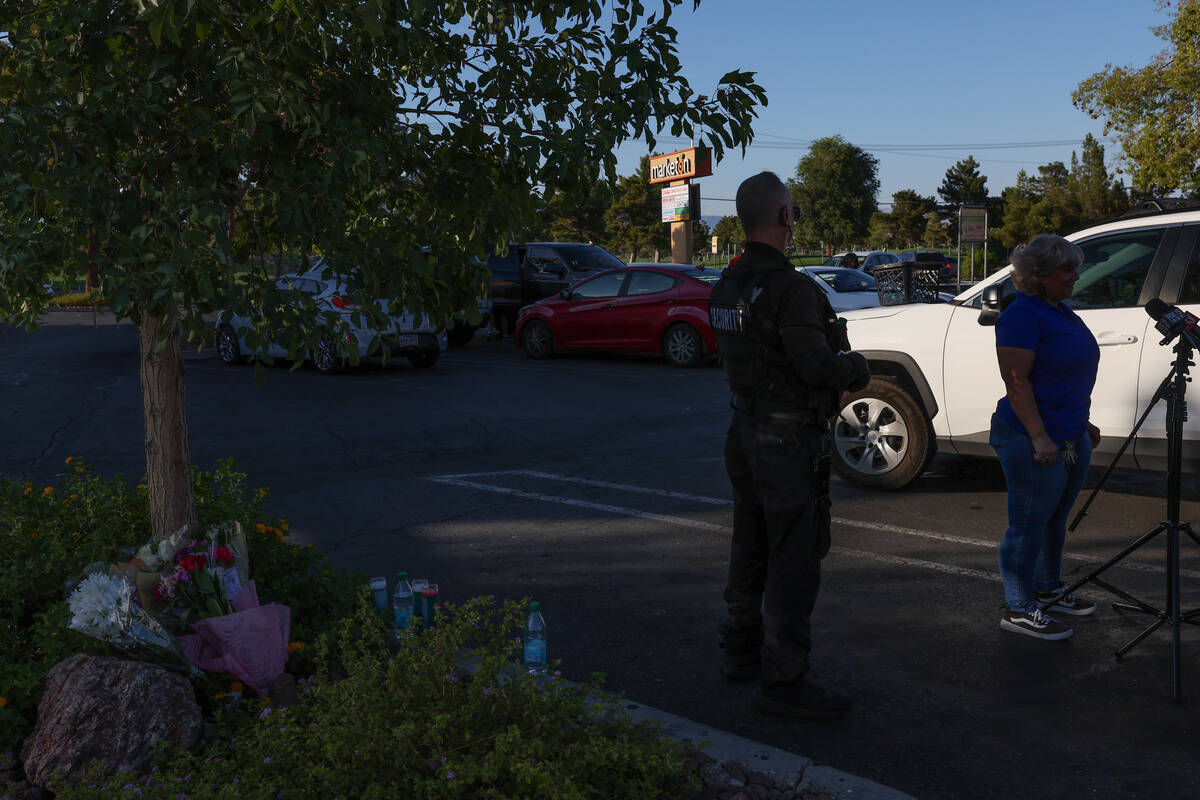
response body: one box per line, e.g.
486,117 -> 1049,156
994,293 -> 1100,441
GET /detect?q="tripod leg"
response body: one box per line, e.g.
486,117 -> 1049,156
1050,523 -> 1169,608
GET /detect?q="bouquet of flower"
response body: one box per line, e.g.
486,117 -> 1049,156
154,523 -> 249,630
66,572 -> 200,677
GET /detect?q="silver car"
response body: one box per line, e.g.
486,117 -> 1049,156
215,262 -> 447,373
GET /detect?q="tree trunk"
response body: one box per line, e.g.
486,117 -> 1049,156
138,312 -> 197,541
85,227 -> 99,292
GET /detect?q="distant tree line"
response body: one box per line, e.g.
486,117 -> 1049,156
531,0 -> 1200,266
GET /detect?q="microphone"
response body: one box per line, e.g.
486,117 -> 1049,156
1145,298 -> 1200,349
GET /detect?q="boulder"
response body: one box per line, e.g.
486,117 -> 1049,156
20,654 -> 203,790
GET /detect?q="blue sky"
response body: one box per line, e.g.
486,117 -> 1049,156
613,0 -> 1172,219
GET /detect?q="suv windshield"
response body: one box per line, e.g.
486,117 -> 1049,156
551,244 -> 626,271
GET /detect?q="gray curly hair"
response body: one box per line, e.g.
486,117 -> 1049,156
1010,234 -> 1084,296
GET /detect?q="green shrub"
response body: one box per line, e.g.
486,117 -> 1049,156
46,290 -> 105,307
58,596 -> 696,800
0,459 -> 363,750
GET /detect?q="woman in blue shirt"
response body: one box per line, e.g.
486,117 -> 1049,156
991,234 -> 1102,641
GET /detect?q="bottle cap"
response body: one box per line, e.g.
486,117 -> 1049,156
397,571 -> 407,580
530,601 -> 541,611
369,576 -> 386,588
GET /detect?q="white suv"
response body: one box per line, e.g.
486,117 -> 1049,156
834,200 -> 1200,489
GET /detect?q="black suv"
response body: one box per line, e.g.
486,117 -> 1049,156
486,242 -> 626,334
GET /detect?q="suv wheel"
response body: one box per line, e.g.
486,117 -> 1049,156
831,378 -> 934,490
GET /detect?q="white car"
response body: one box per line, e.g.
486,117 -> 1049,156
798,266 -> 886,312
834,200 -> 1200,489
215,260 -> 447,373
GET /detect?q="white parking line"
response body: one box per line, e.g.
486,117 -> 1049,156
429,469 -> 1200,582
429,473 -> 996,580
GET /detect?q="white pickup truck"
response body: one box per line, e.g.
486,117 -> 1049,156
834,201 -> 1200,489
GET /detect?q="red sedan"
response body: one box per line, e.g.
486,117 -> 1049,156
513,263 -> 720,367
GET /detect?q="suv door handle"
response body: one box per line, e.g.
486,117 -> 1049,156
1096,332 -> 1138,346
661,298 -> 675,304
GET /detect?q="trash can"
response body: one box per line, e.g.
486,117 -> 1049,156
873,263 -> 942,305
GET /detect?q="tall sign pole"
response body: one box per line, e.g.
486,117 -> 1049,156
649,146 -> 713,264
959,205 -> 988,290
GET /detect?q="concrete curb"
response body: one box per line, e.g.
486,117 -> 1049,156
620,698 -> 918,800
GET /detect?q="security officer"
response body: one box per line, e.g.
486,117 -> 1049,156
709,171 -> 870,720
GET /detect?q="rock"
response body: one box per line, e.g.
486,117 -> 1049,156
20,654 -> 203,790
266,672 -> 298,708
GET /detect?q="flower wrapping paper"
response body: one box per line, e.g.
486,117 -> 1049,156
176,581 -> 290,694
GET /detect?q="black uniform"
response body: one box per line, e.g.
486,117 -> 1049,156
709,241 -> 869,686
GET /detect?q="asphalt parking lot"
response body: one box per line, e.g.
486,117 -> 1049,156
3,317 -> 1199,799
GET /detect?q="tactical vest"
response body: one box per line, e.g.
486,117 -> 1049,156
709,250 -> 844,415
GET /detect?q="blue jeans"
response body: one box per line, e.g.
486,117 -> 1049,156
990,414 -> 1092,612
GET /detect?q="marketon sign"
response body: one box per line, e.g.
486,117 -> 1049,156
647,147 -> 713,185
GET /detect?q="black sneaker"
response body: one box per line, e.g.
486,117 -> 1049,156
751,679 -> 852,720
1036,589 -> 1097,616
1000,608 -> 1073,640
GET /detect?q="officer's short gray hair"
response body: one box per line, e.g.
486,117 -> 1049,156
736,171 -> 790,235
1011,233 -> 1084,296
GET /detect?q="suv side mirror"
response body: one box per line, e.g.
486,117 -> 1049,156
559,289 -> 572,300
979,284 -> 1004,326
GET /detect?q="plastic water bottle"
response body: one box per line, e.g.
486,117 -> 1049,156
392,572 -> 413,636
523,601 -> 547,675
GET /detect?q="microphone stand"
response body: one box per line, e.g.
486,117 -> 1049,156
1055,336 -> 1200,702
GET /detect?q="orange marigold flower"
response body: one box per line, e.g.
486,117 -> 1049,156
43,487 -> 53,495
287,642 -> 305,653
70,494 -> 80,500
275,530 -> 286,543
290,547 -> 298,556
137,484 -> 146,490
64,457 -> 73,464
0,696 -> 7,707
255,523 -> 267,534
23,486 -> 32,496
230,680 -> 245,692
280,520 -> 290,532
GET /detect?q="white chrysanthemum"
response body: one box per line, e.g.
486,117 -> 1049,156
67,573 -> 131,643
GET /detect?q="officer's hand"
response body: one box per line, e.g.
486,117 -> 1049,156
844,351 -> 870,392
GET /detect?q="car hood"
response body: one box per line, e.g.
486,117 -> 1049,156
838,304 -> 912,322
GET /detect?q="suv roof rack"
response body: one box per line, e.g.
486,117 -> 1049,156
1117,197 -> 1200,220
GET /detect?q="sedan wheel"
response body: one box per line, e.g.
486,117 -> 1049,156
521,321 -> 554,359
216,325 -> 241,365
312,334 -> 341,375
831,378 -> 934,490
663,324 -> 703,368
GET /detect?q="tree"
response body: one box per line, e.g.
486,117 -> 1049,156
867,211 -> 896,250
994,137 -> 1129,248
887,189 -> 936,248
1070,133 -> 1130,222
938,156 -> 989,208
692,218 -> 712,254
0,1 -> 765,539
789,136 -> 880,253
1074,0 -> 1200,194
605,156 -> 671,260
922,212 -> 946,248
539,181 -> 614,244
712,215 -> 745,249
